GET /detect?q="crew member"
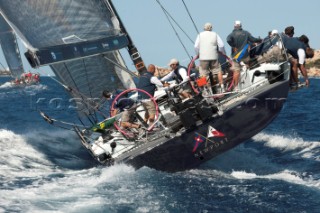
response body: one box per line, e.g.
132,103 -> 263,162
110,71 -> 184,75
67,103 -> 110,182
137,64 -> 168,126
161,58 -> 192,99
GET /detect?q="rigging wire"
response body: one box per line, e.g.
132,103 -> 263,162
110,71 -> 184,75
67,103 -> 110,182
82,58 -> 98,122
63,63 -> 97,124
155,1 -> 194,44
45,72 -> 108,127
0,61 -> 7,71
103,55 -> 139,77
63,63 -> 81,92
155,0 -> 192,59
46,73 -> 107,118
181,0 -> 200,35
82,58 -> 94,103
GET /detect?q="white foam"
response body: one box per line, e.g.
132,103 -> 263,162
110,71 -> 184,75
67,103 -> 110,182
0,163 -> 138,212
0,82 -> 47,90
231,170 -> 320,189
0,129 -> 54,178
0,82 -> 14,88
253,133 -> 320,161
25,83 -> 48,91
0,128 -> 144,211
186,168 -> 231,180
0,128 -> 133,177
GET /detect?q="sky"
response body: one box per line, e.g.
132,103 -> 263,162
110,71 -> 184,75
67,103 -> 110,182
1,0 -> 319,75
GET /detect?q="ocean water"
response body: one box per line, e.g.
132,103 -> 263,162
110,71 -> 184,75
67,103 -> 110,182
0,77 -> 319,213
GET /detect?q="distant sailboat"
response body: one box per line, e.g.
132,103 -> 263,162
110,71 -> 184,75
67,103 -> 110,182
0,14 -> 40,85
0,0 -> 292,172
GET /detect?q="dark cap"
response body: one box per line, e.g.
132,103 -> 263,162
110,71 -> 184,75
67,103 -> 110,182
299,34 -> 309,46
102,90 -> 112,99
284,26 -> 294,37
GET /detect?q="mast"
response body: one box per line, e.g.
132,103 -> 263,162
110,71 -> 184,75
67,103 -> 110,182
107,0 -> 147,74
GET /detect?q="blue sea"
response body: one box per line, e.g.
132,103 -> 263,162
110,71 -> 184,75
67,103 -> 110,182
0,76 -> 319,213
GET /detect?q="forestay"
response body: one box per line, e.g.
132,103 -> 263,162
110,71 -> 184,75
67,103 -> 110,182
51,51 -> 135,118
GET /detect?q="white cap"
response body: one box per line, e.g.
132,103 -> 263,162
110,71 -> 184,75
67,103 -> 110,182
271,29 -> 278,35
204,22 -> 212,31
168,58 -> 179,66
234,20 -> 241,26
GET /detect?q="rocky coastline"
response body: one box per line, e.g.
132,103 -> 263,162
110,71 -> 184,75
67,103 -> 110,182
306,49 -> 320,77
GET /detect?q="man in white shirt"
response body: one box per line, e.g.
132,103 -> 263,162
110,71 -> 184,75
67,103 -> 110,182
194,22 -> 226,93
284,38 -> 314,87
161,58 -> 192,99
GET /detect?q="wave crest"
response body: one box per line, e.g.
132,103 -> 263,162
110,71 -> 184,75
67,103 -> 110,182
253,133 -> 320,160
231,169 -> 320,189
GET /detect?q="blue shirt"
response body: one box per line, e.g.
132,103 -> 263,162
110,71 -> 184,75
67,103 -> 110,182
114,98 -> 135,112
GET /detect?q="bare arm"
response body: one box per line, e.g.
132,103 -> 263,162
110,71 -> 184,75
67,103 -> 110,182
298,64 -> 309,86
194,35 -> 200,54
110,108 -> 119,117
217,34 -> 226,54
297,49 -> 309,86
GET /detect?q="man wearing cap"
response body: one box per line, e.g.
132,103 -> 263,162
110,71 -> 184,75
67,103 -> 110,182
278,26 -> 294,48
283,36 -> 314,88
279,26 -> 313,87
227,20 -> 262,90
161,58 -> 192,99
194,22 -> 226,93
285,26 -> 294,38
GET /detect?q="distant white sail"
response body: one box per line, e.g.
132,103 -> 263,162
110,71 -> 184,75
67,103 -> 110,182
0,14 -> 24,79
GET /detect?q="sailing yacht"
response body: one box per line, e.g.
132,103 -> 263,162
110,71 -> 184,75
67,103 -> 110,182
0,0 -> 291,172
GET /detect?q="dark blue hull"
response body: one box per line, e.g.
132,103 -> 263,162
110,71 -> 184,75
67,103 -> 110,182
125,80 -> 289,172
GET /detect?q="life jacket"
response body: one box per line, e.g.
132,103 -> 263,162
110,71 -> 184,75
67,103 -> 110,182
34,75 -> 39,80
115,98 -> 135,112
285,37 -> 306,59
173,66 -> 187,83
198,31 -> 218,60
137,71 -> 156,99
